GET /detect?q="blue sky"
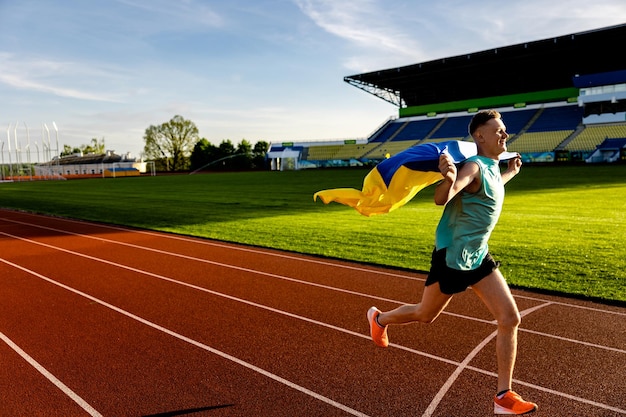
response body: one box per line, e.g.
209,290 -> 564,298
0,0 -> 625,159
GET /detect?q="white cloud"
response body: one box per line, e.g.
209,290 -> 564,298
420,0 -> 626,53
293,0 -> 425,71
294,0 -> 626,72
0,54 -> 130,102
113,0 -> 225,30
0,73 -> 122,103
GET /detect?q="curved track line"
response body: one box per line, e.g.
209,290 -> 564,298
422,302 -> 554,416
422,331 -> 498,417
0,331 -> 103,417
0,258 -> 371,417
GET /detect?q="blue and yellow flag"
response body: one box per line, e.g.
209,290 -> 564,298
314,140 -> 513,217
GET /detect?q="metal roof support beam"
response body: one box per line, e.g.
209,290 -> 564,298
343,76 -> 405,108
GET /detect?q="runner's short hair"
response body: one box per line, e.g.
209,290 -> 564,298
469,110 -> 501,136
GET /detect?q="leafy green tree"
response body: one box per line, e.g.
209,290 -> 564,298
252,141 -> 269,157
60,144 -> 75,157
82,137 -> 105,154
236,139 -> 252,156
189,139 -> 269,172
190,139 -> 219,171
230,139 -> 252,170
252,141 -> 269,169
218,139 -> 236,158
143,115 -> 198,171
60,137 -> 105,157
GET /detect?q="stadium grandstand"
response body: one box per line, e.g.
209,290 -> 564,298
267,24 -> 626,170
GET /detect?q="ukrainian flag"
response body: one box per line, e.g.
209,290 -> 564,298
314,140 -> 488,216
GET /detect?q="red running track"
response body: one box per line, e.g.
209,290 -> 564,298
0,209 -> 624,417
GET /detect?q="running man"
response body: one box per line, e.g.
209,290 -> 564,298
367,110 -> 537,415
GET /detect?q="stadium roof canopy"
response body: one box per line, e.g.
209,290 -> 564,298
344,24 -> 626,114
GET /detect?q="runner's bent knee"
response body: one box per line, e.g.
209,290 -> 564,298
496,309 -> 521,329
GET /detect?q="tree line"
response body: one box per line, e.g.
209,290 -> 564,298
58,115 -> 269,172
60,137 -> 106,157
143,115 -> 269,172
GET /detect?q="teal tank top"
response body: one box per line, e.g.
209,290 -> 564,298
435,155 -> 504,270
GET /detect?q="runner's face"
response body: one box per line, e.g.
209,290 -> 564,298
476,118 -> 509,157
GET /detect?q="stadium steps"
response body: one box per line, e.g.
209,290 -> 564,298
555,125 -> 586,150
367,117 -> 397,142
366,117 -> 451,158
361,120 -> 410,158
417,117 -> 449,143
506,108 -> 544,147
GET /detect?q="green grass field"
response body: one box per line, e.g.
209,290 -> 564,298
1,164 -> 625,304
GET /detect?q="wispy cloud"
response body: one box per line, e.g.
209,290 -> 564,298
294,0 -> 626,73
0,53 -> 126,102
417,0 -> 626,53
0,73 -> 122,102
114,0 -> 225,31
293,0 -> 425,71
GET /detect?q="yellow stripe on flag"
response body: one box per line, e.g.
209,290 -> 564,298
314,166 -> 443,216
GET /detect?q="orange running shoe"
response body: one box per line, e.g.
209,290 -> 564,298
493,390 -> 537,415
366,307 -> 388,347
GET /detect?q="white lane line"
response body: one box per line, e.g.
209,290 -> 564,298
0,230 -> 400,307
460,359 -> 626,415
0,331 -> 103,417
488,301 -> 554,325
520,328 -> 626,354
1,229 -> 624,356
490,375 -> 626,415
2,234 -> 625,415
390,339 -> 626,415
0,216 -> 422,281
0,258 -> 372,417
512,293 -> 626,317
422,331 -> 498,417
421,302 -> 553,417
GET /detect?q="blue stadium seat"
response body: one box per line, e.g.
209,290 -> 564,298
370,122 -> 403,142
430,115 -> 473,139
499,109 -> 537,133
526,106 -> 583,132
392,119 -> 440,141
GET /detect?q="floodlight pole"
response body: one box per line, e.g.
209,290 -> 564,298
40,124 -> 46,177
14,121 -> 19,176
24,122 -> 32,180
1,142 -> 4,181
52,121 -> 60,174
6,123 -> 13,179
44,123 -> 51,161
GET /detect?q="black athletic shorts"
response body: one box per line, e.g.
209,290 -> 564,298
425,248 -> 500,295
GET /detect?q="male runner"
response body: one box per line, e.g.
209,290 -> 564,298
368,110 -> 537,415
